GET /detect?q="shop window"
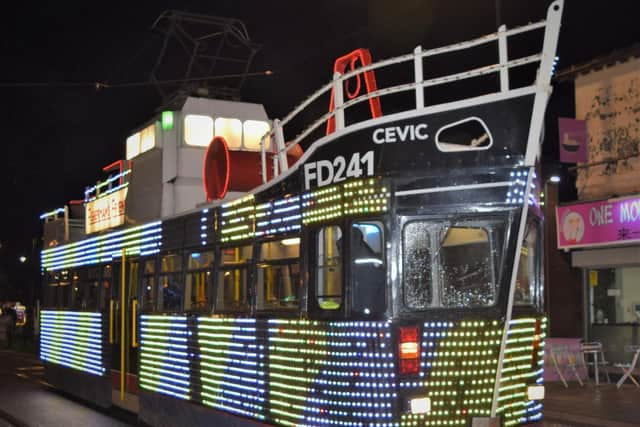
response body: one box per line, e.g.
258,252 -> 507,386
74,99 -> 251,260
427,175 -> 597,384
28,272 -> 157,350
351,222 -> 385,315
217,245 -> 252,311
589,267 -> 640,325
158,253 -> 183,312
316,225 -> 343,310
185,251 -> 214,311
184,114 -> 214,147
256,239 -> 300,310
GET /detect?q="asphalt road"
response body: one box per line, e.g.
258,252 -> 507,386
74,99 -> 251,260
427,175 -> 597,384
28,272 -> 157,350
0,349 -> 138,427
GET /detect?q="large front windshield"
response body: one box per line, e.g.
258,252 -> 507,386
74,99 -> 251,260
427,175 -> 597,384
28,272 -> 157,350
403,216 -> 508,309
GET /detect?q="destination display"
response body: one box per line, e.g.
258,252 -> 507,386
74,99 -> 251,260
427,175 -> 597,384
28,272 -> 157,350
85,187 -> 128,234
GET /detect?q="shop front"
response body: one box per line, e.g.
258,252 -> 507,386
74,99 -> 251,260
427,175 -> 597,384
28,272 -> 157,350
557,194 -> 640,363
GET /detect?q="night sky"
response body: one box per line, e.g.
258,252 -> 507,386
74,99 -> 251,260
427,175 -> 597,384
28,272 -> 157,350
0,0 -> 638,300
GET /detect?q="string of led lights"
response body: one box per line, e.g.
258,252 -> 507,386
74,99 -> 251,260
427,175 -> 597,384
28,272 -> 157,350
139,315 -> 191,401
496,317 -> 546,426
84,169 -> 132,202
41,221 -> 162,271
302,178 -> 390,225
39,311 -> 106,376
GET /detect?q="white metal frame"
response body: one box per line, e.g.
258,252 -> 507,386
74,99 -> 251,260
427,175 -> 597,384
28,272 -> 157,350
549,344 -> 585,388
615,345 -> 640,388
259,1 -> 564,185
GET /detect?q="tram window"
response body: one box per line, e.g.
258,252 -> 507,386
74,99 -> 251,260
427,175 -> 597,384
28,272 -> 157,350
102,264 -> 116,310
53,270 -> 72,308
45,272 -> 61,308
85,267 -> 100,310
514,222 -> 541,307
435,117 -> 492,152
44,283 -> 56,308
256,239 -> 300,311
58,283 -> 72,308
158,253 -> 183,312
141,259 -> 157,311
100,264 -> 115,311
403,222 -> 433,309
222,245 -> 252,263
71,270 -> 84,308
217,245 -> 252,311
439,227 -> 495,307
185,251 -> 214,311
351,222 -> 385,315
316,226 -> 343,310
128,261 -> 140,309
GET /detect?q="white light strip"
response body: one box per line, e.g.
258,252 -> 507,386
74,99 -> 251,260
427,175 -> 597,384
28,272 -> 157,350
396,181 -> 511,197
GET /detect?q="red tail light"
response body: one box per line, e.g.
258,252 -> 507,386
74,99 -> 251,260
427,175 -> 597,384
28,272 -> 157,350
399,326 -> 420,375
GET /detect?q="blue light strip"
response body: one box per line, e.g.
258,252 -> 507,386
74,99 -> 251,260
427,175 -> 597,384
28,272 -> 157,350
139,315 -> 191,401
198,317 -> 265,420
39,207 -> 66,220
41,221 -> 162,271
39,311 -> 106,377
84,169 -> 132,201
255,195 -> 301,238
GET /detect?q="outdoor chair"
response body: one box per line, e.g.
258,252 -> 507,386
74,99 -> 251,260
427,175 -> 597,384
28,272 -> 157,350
550,344 -> 584,388
614,345 -> 640,389
580,341 -> 611,385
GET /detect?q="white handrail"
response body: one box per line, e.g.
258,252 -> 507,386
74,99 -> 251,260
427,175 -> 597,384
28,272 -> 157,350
259,1 -> 562,183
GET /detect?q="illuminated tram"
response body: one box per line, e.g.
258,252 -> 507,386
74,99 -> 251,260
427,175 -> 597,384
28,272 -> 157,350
39,2 -> 562,426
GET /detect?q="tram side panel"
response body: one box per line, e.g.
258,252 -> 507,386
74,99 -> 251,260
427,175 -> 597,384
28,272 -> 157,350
137,316 -> 545,427
139,315 -> 398,427
40,309 -> 112,408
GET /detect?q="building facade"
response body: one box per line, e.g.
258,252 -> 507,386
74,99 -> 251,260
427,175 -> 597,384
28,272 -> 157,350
556,51 -> 640,363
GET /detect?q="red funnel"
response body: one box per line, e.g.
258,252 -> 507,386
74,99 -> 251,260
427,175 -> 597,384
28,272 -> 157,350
203,136 -> 303,201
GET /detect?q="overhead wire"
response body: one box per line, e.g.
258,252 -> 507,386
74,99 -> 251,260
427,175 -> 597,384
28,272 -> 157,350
0,70 -> 274,90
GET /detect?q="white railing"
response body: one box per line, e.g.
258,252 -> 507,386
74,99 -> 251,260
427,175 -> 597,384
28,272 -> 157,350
260,0 -> 563,183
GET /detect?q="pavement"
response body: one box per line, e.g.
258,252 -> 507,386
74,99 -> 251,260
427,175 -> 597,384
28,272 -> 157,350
0,344 -> 638,427
543,381 -> 640,427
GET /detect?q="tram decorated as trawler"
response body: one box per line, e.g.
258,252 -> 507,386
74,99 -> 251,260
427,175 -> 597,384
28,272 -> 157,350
39,2 -> 562,426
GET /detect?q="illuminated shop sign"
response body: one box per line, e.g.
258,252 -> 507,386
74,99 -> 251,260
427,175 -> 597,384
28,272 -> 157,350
556,194 -> 640,249
86,187 -> 128,234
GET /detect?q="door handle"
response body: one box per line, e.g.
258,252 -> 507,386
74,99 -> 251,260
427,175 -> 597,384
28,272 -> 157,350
132,300 -> 138,348
109,300 -> 115,344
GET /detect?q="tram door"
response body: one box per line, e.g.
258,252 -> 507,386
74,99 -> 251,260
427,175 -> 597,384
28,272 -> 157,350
106,253 -> 140,409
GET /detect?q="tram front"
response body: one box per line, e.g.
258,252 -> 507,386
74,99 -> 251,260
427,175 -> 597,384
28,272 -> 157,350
390,165 -> 545,427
